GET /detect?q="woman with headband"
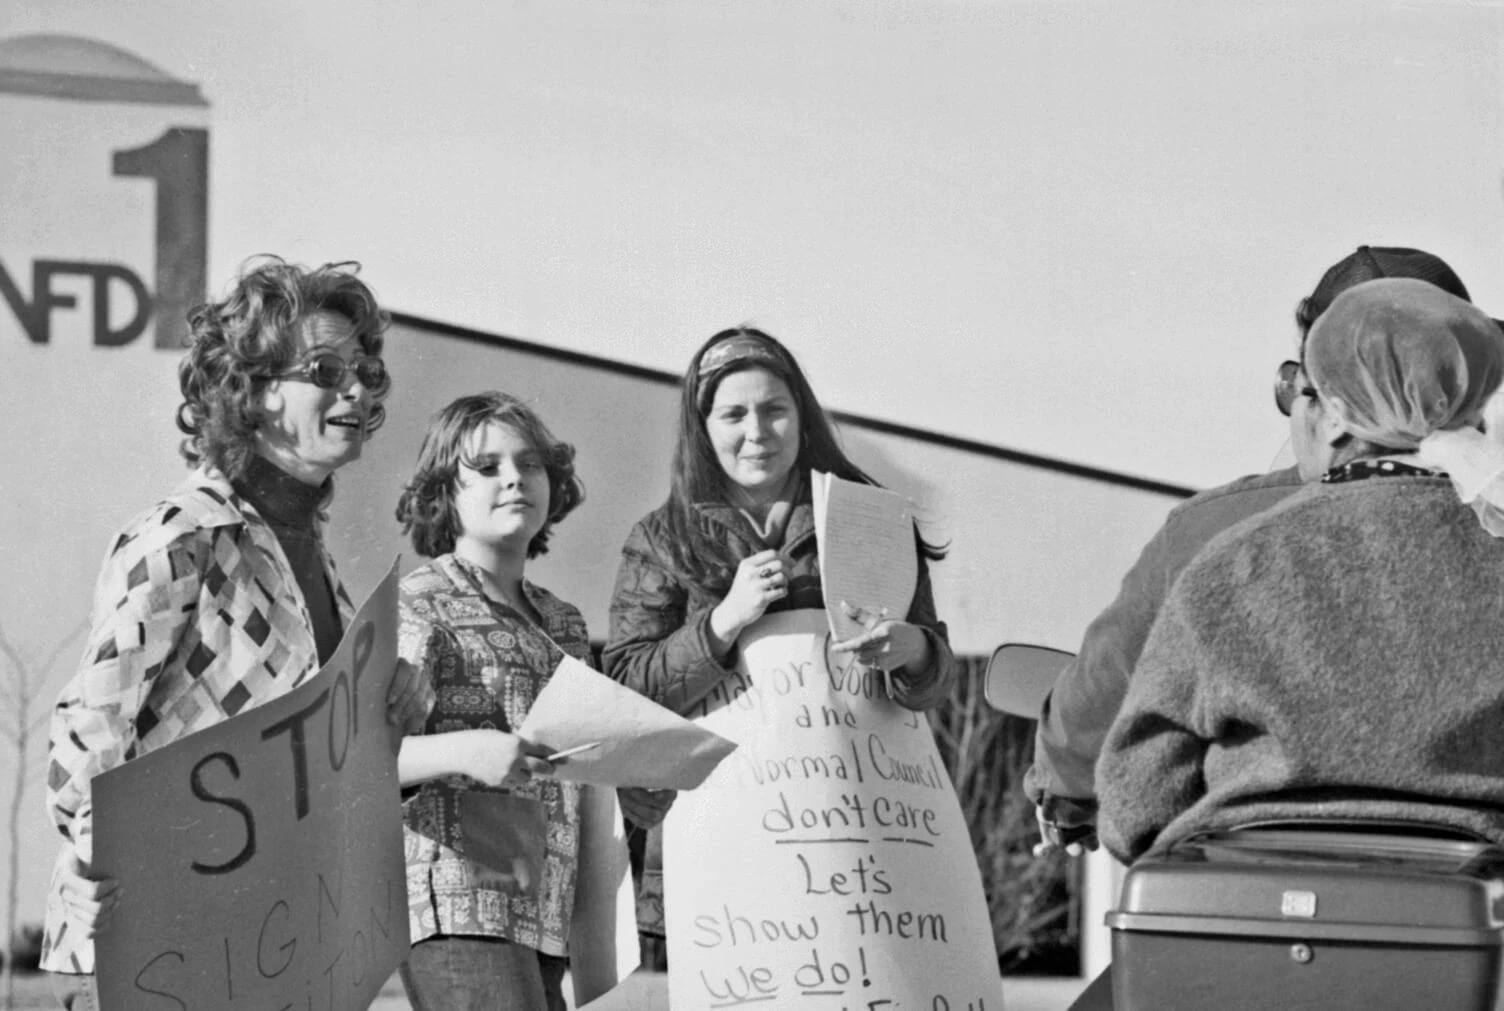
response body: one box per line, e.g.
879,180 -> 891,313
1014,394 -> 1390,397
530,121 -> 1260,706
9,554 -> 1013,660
1098,278 -> 1504,862
602,326 -> 956,936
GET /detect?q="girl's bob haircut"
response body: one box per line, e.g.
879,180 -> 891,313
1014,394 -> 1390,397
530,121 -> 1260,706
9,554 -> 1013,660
396,391 -> 584,559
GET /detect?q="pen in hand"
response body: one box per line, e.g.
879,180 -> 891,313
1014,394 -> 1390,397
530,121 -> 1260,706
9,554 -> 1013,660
546,741 -> 602,763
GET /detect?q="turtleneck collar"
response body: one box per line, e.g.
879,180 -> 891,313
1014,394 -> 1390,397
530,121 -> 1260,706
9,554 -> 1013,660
233,454 -> 328,529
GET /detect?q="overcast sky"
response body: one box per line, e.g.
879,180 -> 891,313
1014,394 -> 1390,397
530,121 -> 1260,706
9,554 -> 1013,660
6,0 -> 1502,491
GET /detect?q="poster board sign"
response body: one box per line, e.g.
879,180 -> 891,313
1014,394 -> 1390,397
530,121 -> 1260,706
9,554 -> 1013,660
663,610 -> 1002,1011
92,564 -> 409,1010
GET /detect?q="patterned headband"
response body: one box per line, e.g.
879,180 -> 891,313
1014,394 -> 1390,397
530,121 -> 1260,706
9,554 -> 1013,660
697,334 -> 781,377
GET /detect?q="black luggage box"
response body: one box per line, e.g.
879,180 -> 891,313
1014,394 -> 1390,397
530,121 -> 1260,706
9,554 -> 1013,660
1107,826 -> 1504,1010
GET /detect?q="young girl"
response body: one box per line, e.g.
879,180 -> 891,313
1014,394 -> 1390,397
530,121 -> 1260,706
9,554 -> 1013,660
393,392 -> 589,1011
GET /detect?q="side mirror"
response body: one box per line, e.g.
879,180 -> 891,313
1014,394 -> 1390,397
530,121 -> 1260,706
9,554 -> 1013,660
983,643 -> 1076,719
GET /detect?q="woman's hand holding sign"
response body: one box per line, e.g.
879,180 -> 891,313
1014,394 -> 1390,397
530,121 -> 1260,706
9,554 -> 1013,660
55,851 -> 119,939
831,601 -> 934,688
384,658 -> 434,742
618,787 -> 677,829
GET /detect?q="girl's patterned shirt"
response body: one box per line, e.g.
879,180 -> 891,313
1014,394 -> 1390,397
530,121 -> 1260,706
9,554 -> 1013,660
399,554 -> 587,955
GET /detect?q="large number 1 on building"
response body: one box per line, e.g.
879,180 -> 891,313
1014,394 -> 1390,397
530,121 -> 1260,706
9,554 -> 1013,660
113,126 -> 208,349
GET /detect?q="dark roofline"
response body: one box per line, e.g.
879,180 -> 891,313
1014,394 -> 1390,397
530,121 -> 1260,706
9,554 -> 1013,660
390,310 -> 1197,500
0,67 -> 208,105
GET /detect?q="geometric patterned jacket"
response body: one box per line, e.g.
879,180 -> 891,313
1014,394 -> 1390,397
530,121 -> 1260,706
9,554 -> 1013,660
41,467 -> 354,974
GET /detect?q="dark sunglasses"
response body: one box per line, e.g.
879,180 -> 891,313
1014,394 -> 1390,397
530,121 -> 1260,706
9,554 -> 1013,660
277,351 -> 389,394
1273,359 -> 1317,417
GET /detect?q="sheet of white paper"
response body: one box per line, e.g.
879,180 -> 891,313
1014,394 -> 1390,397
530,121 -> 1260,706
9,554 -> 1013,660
813,469 -> 919,640
519,654 -> 737,790
811,469 -> 829,564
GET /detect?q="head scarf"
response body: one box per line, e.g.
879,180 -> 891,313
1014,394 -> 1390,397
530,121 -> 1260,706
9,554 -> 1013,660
1306,277 -> 1504,533
697,332 -> 784,379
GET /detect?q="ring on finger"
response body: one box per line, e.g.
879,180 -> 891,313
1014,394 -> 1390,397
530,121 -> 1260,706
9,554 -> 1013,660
759,565 -> 774,579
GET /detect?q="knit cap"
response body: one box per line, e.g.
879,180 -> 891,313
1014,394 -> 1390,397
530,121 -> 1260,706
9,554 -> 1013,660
1306,278 -> 1504,449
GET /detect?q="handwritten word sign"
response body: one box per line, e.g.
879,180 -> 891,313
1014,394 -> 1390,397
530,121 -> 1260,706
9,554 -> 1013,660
92,565 -> 409,1010
664,610 -> 1002,1011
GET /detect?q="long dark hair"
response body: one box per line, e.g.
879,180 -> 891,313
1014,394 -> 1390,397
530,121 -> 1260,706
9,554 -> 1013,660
662,327 -> 944,591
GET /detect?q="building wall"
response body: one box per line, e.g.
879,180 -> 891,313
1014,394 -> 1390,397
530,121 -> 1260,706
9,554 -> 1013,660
0,45 -> 217,934
327,317 -> 1185,656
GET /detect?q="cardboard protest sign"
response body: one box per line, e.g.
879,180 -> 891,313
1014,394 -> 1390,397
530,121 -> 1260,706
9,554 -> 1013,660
664,610 -> 1003,1011
92,564 -> 409,1011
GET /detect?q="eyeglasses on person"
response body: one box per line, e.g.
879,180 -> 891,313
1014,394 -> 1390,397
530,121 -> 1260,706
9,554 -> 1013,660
277,351 -> 389,394
1274,360 -> 1318,417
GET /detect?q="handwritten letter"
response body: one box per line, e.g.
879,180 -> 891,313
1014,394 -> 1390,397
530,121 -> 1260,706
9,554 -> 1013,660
812,471 -> 919,641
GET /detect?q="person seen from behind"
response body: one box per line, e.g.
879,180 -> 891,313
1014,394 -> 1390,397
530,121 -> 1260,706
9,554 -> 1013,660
1098,278 -> 1504,860
1024,246 -> 1493,853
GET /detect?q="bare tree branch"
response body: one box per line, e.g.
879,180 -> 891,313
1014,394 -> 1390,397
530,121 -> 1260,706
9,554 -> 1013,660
0,615 -> 88,997
37,620 -> 88,687
0,638 -> 19,746
0,675 -> 19,714
24,620 -> 87,737
0,614 -> 90,759
0,630 -> 73,990
0,617 -> 27,681
0,661 -> 23,714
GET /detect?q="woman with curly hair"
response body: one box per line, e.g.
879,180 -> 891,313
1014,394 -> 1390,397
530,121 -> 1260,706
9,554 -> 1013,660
392,391 -> 656,1011
41,256 -> 430,1010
